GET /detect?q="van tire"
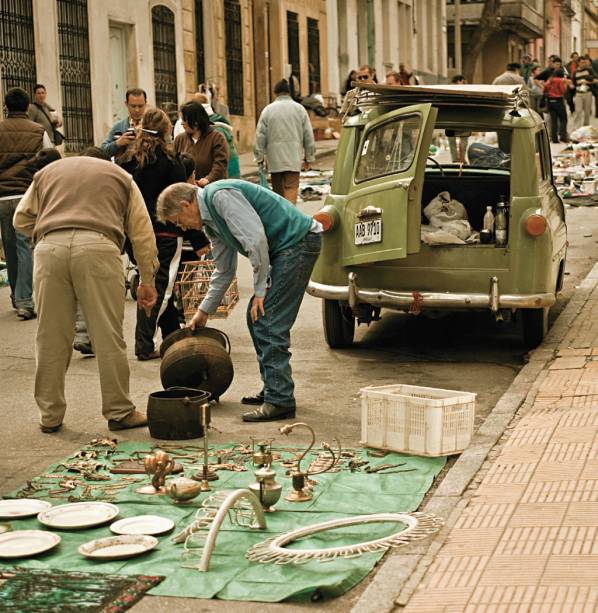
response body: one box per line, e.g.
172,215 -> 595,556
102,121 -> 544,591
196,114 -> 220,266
522,307 -> 549,348
323,299 -> 355,348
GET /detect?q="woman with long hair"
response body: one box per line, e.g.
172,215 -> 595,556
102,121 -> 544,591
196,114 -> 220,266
173,101 -> 229,187
119,107 -> 209,360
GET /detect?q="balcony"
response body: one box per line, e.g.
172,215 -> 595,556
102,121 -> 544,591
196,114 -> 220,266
447,0 -> 544,39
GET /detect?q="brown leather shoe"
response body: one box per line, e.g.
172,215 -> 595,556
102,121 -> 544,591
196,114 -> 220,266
108,410 -> 148,431
40,423 -> 62,433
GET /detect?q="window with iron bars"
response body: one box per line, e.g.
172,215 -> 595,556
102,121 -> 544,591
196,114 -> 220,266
152,5 -> 178,111
307,17 -> 321,94
224,0 -> 244,115
0,0 -> 37,101
195,0 -> 205,87
287,11 -> 300,85
57,0 -> 94,152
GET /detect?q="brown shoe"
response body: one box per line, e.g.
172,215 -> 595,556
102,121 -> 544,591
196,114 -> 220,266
108,410 -> 148,431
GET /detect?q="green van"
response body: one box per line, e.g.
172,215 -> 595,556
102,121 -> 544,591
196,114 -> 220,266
309,84 -> 567,348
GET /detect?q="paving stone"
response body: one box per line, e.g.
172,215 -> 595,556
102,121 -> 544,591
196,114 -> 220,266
508,502 -> 568,528
562,501 -> 598,526
522,479 -> 598,504
548,356 -> 588,370
557,348 -> 593,357
552,526 -> 598,555
454,504 -> 515,530
531,460 -> 585,482
542,556 -> 598,585
403,588 -> 474,612
484,462 -> 537,485
471,483 -> 527,504
541,442 -> 592,462
437,528 -> 503,558
478,554 -> 549,586
550,426 -> 598,444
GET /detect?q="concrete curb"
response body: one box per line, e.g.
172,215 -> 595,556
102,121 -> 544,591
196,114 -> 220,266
350,262 -> 598,613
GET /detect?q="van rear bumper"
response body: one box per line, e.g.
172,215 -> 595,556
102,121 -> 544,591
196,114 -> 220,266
307,273 -> 555,312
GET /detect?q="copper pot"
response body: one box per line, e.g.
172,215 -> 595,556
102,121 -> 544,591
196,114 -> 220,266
159,327 -> 234,402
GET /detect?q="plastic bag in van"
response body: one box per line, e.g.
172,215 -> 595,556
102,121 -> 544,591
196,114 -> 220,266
423,191 -> 468,227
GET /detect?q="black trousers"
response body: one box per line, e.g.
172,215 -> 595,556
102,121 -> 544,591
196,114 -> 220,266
135,235 -> 182,356
548,98 -> 568,143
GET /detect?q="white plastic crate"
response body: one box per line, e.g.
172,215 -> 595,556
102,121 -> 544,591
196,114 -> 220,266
360,384 -> 476,457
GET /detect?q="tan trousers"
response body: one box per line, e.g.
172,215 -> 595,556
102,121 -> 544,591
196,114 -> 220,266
271,171 -> 300,204
33,229 -> 134,426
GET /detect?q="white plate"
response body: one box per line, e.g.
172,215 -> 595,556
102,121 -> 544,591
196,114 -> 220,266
110,515 -> 174,536
78,534 -> 158,560
0,530 -> 61,558
37,502 -> 119,529
0,499 -> 52,519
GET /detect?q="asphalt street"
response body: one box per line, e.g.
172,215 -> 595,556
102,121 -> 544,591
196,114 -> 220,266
1,153 -> 597,612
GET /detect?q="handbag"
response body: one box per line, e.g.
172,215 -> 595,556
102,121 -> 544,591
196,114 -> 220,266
34,102 -> 64,146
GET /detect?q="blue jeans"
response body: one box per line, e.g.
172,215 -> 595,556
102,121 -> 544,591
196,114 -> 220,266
246,232 -> 321,408
0,196 -> 34,308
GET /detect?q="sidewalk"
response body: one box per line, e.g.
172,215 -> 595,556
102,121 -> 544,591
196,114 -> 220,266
389,263 -> 598,611
237,138 -> 338,178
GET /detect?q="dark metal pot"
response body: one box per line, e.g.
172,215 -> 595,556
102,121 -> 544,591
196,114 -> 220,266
147,387 -> 211,440
159,327 -> 234,402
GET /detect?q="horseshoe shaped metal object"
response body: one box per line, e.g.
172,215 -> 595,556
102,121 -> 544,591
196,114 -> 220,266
245,511 -> 443,565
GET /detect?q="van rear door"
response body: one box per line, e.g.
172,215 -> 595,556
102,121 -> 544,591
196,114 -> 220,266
342,103 -> 436,266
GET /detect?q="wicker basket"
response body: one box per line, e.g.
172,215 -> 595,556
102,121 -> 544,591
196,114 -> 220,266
175,260 -> 239,321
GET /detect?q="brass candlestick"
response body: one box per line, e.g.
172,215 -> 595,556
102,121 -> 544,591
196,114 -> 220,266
136,450 -> 174,495
192,402 -> 218,490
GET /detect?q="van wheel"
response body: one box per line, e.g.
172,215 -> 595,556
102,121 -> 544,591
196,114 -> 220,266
323,299 -> 355,348
521,307 -> 549,348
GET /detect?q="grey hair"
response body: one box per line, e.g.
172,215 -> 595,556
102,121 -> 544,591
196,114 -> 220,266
156,182 -> 197,223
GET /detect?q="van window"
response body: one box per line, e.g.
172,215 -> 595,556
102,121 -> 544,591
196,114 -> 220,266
535,131 -> 549,181
430,129 -> 511,170
355,115 -> 421,182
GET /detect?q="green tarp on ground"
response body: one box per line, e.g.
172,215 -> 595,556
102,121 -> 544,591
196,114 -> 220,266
4,442 -> 445,602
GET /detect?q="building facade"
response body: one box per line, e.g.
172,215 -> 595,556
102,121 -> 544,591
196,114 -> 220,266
447,0 -> 544,83
328,0 -> 447,92
0,0 -> 192,152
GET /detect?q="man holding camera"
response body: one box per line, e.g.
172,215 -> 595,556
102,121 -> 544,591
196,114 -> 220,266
101,88 -> 147,158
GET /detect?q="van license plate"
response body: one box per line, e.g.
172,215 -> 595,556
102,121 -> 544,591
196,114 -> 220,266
354,218 -> 382,245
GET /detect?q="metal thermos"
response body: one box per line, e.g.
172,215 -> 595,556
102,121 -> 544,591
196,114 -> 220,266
495,197 -> 508,247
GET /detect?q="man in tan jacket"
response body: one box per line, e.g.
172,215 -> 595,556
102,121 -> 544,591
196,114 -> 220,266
14,149 -> 158,433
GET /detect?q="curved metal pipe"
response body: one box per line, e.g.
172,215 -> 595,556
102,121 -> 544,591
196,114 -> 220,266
198,489 -> 266,572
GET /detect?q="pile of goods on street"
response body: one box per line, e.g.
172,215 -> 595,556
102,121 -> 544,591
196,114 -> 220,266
0,382 -> 477,605
553,126 -> 598,206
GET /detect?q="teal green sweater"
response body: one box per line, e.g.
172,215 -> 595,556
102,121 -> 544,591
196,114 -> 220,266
202,180 -> 312,256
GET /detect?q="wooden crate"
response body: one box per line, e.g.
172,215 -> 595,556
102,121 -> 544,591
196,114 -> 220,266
176,260 -> 239,321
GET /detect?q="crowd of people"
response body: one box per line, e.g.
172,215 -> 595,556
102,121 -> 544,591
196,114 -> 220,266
0,77 -> 319,433
492,53 -> 598,144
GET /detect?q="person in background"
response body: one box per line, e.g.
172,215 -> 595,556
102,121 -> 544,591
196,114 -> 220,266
448,75 -> 469,161
0,87 -> 52,320
174,101 -> 228,188
119,108 -> 210,360
544,68 -> 571,143
385,71 -> 401,85
174,94 -> 240,178
573,55 -> 596,127
520,54 -> 534,87
537,56 -> 567,82
100,88 -> 147,159
451,74 -> 467,84
355,65 -> 375,84
397,63 -> 419,85
528,65 -> 544,113
492,63 -> 525,86
28,84 -> 63,146
341,70 -> 357,97
14,150 -> 158,433
156,179 -> 322,423
565,52 -> 579,113
254,79 -> 315,204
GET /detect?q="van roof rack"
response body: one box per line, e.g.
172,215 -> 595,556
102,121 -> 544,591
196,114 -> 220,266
351,83 -> 527,111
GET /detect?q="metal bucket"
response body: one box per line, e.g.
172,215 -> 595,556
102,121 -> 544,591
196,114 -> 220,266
159,328 -> 234,402
147,387 -> 211,440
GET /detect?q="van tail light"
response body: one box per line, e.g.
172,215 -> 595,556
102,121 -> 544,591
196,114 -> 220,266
524,214 -> 547,237
313,207 -> 337,232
